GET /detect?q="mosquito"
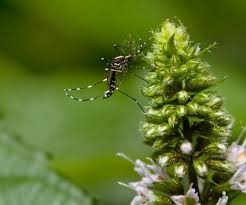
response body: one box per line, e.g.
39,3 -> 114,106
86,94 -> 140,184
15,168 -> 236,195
64,37 -> 147,114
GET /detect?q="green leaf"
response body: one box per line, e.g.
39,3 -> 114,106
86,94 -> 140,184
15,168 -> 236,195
165,34 -> 177,56
0,132 -> 93,205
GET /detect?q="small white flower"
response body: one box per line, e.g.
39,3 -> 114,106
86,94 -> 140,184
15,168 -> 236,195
197,164 -> 208,177
175,165 -> 186,177
119,181 -> 157,205
217,144 -> 227,152
117,153 -> 169,184
216,192 -> 228,205
180,141 -> 193,154
171,183 -> 200,205
117,153 -> 169,205
158,155 -> 169,167
229,165 -> 246,193
227,127 -> 246,168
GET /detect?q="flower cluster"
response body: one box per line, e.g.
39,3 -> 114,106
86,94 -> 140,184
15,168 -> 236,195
119,153 -> 233,205
117,153 -> 169,204
227,128 -> 246,193
119,19 -> 245,204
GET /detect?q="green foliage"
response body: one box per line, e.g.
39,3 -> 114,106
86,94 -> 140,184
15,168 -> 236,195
0,132 -> 93,205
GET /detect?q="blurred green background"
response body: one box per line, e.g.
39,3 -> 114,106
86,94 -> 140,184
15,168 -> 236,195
0,0 -> 245,204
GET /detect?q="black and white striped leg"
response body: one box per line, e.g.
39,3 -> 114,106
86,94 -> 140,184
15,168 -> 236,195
116,87 -> 147,119
64,78 -> 107,102
64,92 -> 99,102
64,78 -> 107,92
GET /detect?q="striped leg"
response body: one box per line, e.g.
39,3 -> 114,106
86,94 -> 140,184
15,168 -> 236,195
64,92 -> 100,102
64,78 -> 107,102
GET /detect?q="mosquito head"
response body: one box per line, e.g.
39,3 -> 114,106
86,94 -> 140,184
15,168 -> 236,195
125,54 -> 132,61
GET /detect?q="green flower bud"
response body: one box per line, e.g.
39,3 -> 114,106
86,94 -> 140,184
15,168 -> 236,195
209,111 -> 231,126
144,123 -> 172,139
142,84 -> 163,97
161,105 -> 176,117
157,70 -> 168,78
176,61 -> 199,77
177,90 -> 190,104
176,105 -> 188,118
187,102 -> 211,117
142,122 -> 150,131
193,159 -> 208,176
163,76 -> 175,87
203,143 -> 227,155
207,159 -> 233,172
155,55 -> 167,64
157,152 -> 180,167
168,114 -> 179,128
151,96 -> 164,108
176,64 -> 189,76
213,183 -> 231,194
187,102 -> 199,115
152,138 -> 165,149
186,75 -> 217,91
197,105 -> 211,117
211,126 -> 231,139
146,107 -> 165,123
192,93 -> 210,104
145,72 -> 158,84
207,96 -> 223,109
155,61 -> 166,69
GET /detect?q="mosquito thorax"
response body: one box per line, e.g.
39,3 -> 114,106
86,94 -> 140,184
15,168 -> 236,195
125,54 -> 132,61
113,55 -> 125,62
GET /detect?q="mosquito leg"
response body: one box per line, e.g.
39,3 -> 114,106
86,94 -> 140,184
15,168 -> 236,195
64,78 -> 107,102
64,78 -> 107,92
125,69 -> 148,83
64,92 -> 100,102
116,87 -> 148,119
134,74 -> 148,83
